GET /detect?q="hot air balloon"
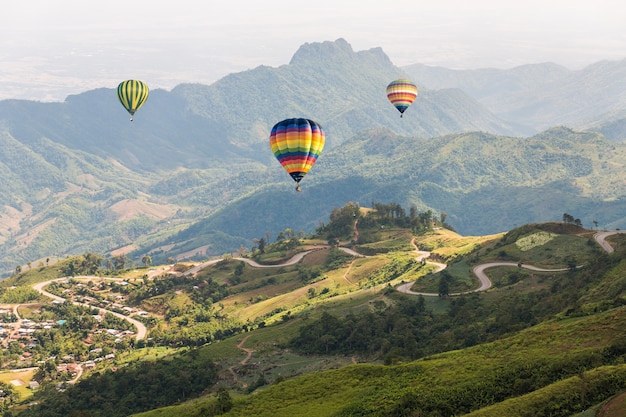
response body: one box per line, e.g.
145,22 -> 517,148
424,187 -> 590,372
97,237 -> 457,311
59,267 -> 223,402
386,78 -> 418,117
117,80 -> 149,121
270,118 -> 325,191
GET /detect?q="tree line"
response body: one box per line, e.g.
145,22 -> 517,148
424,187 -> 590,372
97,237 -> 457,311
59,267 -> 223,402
315,201 -> 442,244
17,348 -> 220,417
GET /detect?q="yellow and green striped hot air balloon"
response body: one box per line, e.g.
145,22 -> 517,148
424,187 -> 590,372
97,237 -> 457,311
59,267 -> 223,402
269,118 -> 325,192
386,78 -> 418,118
117,80 -> 149,121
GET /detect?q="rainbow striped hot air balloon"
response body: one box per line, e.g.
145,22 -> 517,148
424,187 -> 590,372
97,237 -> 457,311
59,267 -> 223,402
270,118 -> 325,191
117,80 -> 149,121
386,78 -> 418,117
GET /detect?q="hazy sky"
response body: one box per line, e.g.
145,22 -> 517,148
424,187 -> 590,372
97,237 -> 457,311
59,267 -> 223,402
1,0 -> 624,101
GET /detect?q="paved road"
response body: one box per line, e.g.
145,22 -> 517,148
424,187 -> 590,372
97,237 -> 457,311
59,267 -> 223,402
185,246 -> 367,275
396,240 -> 446,296
30,231 -> 625,334
183,253 -> 311,276
593,230 -> 626,253
398,230 -> 623,297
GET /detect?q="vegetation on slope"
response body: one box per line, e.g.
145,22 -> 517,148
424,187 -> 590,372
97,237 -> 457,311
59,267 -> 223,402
3,203 -> 626,416
135,307 -> 626,417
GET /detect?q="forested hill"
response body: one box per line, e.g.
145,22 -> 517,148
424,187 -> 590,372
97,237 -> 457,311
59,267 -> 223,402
0,39 -> 519,173
1,39 -> 626,274
148,126 -> 626,265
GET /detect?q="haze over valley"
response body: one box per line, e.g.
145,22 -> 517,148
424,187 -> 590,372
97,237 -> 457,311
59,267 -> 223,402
1,39 -> 626,275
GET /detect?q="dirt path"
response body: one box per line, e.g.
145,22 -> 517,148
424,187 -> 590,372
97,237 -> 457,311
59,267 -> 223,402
68,364 -> 83,384
227,335 -> 255,388
343,260 -> 356,284
599,391 -> 626,416
237,335 -> 254,365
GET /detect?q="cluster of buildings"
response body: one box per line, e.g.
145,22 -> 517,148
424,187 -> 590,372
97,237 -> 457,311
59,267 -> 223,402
0,308 -> 133,369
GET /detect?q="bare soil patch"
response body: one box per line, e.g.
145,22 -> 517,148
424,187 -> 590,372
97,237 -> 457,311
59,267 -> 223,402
600,391 -> 626,417
109,199 -> 174,221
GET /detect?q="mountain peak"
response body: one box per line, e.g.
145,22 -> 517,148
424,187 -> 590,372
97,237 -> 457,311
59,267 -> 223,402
289,38 -> 355,65
289,38 -> 394,72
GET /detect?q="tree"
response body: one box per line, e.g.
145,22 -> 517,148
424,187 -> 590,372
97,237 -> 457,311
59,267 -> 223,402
216,386 -> 233,412
234,262 -> 245,279
82,253 -> 104,274
112,255 -> 131,270
141,255 -> 152,267
566,256 -> 578,271
438,273 -> 451,297
252,236 -> 268,254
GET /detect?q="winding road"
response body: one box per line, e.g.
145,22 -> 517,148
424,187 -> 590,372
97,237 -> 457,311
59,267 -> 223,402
185,247 -> 362,275
398,230 -> 626,297
593,230 -> 625,253
29,230 -> 626,338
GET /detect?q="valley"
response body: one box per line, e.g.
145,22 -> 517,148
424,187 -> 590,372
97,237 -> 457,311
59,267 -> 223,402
2,41 -> 626,277
0,203 -> 625,416
0,39 -> 625,416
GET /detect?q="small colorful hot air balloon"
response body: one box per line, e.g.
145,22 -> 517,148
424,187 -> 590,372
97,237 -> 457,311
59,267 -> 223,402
117,80 -> 149,121
270,118 -> 325,191
386,78 -> 418,117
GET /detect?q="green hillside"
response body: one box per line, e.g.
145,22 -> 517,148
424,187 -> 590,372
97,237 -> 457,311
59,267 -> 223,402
205,311 -> 626,417
140,126 -> 626,266
2,40 -> 626,278
3,206 -> 626,417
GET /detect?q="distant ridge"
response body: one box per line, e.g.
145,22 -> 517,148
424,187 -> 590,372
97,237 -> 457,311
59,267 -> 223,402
0,39 -> 626,273
405,58 -> 626,133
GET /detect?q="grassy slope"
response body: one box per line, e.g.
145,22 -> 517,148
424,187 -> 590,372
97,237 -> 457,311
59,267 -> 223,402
128,226 -> 626,417
131,306 -> 626,417
411,223 -> 602,293
228,308 -> 626,417
4,221 -> 625,416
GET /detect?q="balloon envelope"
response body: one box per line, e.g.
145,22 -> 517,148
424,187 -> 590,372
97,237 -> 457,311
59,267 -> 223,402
117,80 -> 149,121
269,118 -> 325,190
386,79 -> 418,117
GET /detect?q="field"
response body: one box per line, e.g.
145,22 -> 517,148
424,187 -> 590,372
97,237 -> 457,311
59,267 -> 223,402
0,369 -> 35,401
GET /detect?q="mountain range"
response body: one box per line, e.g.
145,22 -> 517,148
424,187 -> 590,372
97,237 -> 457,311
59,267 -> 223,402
1,38 -> 626,275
